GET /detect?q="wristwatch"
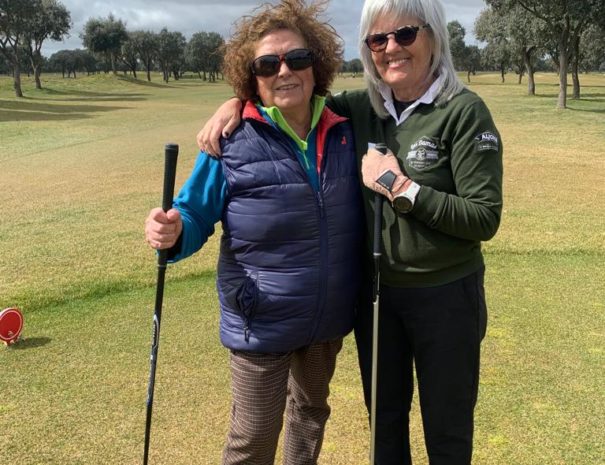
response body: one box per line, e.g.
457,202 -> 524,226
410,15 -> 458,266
392,182 -> 421,213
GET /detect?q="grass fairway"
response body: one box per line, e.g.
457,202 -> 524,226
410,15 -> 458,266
1,71 -> 604,464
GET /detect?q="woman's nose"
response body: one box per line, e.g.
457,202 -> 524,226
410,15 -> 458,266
384,34 -> 402,52
277,60 -> 293,76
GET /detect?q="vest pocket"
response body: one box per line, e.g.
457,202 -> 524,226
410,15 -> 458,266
220,273 -> 260,343
237,274 -> 258,342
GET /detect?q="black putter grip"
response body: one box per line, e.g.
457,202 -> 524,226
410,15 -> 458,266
373,194 -> 383,256
158,143 -> 179,265
372,143 -> 387,257
161,143 -> 179,212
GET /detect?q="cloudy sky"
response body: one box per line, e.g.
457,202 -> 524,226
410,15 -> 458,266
42,0 -> 489,59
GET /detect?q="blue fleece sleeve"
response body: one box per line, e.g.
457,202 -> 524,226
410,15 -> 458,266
169,152 -> 227,262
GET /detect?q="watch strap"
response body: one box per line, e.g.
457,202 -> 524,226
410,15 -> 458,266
405,181 -> 421,201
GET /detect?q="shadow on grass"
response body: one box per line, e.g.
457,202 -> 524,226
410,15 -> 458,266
528,93 -> 605,112
572,93 -> 605,98
528,80 -> 605,88
566,106 -> 605,114
471,81 -> 605,90
175,79 -> 222,87
116,75 -> 176,88
0,98 -> 131,122
534,92 -> 605,98
7,336 -> 52,350
32,88 -> 150,102
466,81 -> 508,86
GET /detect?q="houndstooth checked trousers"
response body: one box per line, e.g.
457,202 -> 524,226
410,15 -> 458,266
222,338 -> 343,465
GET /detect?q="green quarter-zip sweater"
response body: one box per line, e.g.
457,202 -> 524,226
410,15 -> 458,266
328,84 -> 503,288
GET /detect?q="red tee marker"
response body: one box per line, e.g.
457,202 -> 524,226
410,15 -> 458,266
0,307 -> 23,346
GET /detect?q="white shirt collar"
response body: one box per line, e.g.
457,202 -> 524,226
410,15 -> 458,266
378,72 -> 445,126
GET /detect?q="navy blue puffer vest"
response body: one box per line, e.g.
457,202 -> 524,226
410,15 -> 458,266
216,103 -> 364,353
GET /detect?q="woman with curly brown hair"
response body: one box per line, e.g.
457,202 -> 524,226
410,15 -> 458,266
144,1 -> 363,463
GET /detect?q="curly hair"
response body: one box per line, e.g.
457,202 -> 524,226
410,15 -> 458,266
222,0 -> 343,100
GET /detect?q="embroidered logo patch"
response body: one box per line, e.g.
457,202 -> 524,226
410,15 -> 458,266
475,131 -> 499,152
407,137 -> 440,169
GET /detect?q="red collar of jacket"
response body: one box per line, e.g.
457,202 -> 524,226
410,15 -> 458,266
242,99 -> 350,175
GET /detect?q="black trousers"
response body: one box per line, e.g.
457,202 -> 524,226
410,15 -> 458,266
355,268 -> 488,465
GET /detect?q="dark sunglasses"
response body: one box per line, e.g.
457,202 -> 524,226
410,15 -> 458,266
365,24 -> 431,52
251,48 -> 314,77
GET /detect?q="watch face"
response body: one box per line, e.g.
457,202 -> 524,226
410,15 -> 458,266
393,195 -> 413,213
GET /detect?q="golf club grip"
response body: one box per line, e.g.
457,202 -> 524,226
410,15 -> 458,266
372,142 -> 387,258
158,144 -> 179,265
162,143 -> 179,212
373,194 -> 383,257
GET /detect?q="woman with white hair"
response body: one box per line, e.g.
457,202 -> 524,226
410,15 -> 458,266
197,0 -> 503,463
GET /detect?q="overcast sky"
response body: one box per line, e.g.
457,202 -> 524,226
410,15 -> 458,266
42,0 -> 489,59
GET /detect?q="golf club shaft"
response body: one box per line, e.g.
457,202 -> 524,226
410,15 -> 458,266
144,143 -> 179,465
370,143 -> 387,465
370,192 -> 383,465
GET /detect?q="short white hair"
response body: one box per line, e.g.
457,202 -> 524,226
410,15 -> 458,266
359,0 -> 464,118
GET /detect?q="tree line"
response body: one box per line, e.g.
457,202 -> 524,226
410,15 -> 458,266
449,0 -> 604,108
1,0 -> 227,95
2,0 -> 604,108
81,19 -> 225,84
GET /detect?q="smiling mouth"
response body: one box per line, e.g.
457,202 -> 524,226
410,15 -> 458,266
275,84 -> 298,91
387,58 -> 410,67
